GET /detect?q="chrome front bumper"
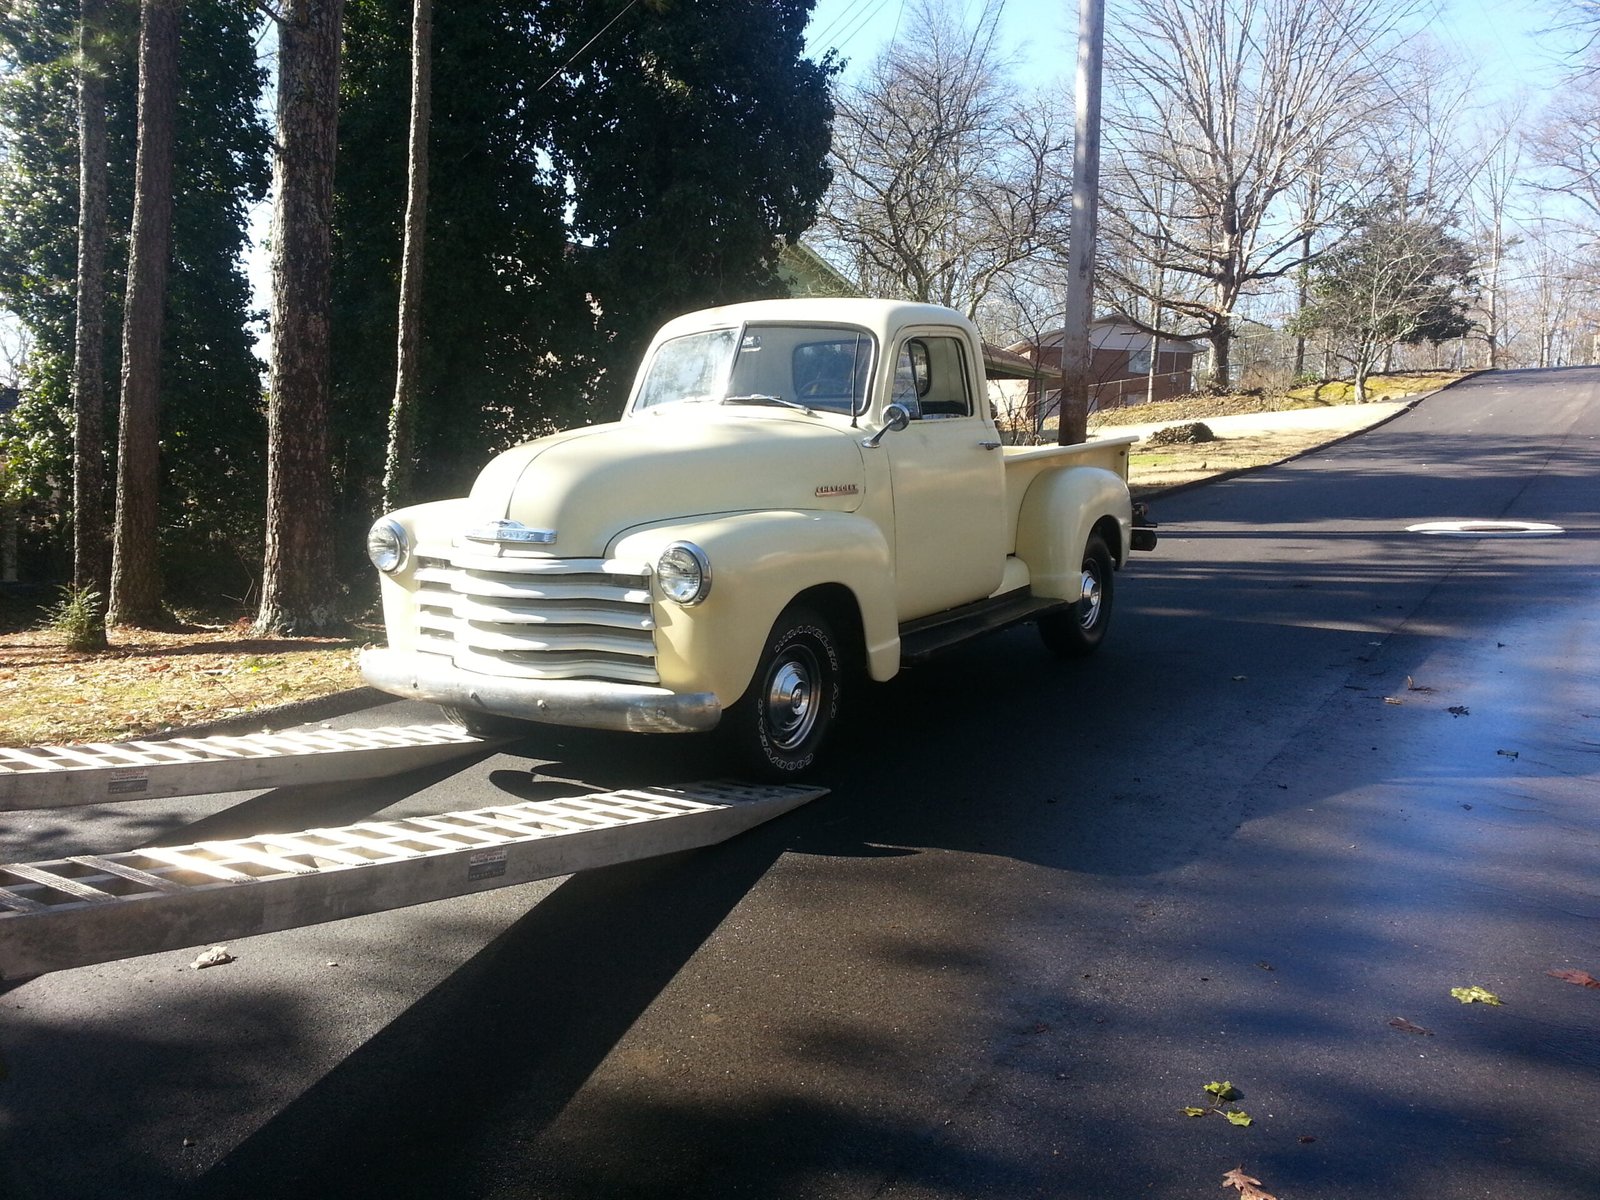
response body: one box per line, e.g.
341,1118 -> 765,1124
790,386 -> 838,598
359,647 -> 722,734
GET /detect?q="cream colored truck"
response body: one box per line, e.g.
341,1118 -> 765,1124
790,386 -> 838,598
361,298 -> 1156,775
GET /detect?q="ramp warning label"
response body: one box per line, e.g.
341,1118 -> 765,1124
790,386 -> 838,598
468,848 -> 508,881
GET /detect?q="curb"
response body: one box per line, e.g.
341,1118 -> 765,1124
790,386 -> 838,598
1130,374 -> 1478,503
146,686 -> 390,742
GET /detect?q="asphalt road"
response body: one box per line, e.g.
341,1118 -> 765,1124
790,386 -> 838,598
3,367 -> 1598,1199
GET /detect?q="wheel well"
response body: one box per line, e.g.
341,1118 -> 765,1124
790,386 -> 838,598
1091,515 -> 1123,566
790,583 -> 867,676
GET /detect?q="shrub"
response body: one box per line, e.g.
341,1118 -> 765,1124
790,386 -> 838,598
40,584 -> 105,652
1147,421 -> 1216,446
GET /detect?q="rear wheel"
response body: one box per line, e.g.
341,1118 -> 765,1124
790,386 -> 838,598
723,606 -> 842,778
1039,533 -> 1114,658
441,705 -> 532,739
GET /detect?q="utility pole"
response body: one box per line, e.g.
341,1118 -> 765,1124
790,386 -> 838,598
1058,0 -> 1104,445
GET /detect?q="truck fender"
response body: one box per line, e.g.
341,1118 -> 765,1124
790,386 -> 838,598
1013,467 -> 1133,601
610,511 -> 900,707
372,497 -> 472,653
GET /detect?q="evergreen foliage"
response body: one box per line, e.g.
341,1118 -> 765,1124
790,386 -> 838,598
1,0 -> 833,605
332,0 -> 835,549
1294,198 -> 1476,400
0,0 -> 269,594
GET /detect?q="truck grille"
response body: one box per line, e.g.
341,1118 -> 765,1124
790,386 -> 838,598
409,552 -> 657,685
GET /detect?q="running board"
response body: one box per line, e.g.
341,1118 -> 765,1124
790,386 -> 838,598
0,724 -> 495,812
0,781 -> 824,978
899,589 -> 1067,666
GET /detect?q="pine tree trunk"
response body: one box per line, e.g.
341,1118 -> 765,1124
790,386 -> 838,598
108,0 -> 180,629
72,0 -> 111,647
256,0 -> 345,635
382,0 -> 431,512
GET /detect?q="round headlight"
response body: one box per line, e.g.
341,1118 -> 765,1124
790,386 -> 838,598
366,518 -> 410,574
657,542 -> 711,605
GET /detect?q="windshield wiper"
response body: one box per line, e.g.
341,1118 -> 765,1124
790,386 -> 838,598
721,393 -> 812,414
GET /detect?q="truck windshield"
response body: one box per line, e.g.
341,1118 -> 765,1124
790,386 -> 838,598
634,325 -> 876,415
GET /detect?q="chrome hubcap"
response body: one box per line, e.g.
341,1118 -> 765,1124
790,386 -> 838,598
763,652 -> 819,750
1078,567 -> 1103,631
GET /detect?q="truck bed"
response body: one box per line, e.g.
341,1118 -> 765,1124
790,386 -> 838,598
1000,434 -> 1137,547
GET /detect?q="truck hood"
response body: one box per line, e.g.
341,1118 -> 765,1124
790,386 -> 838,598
465,410 -> 867,557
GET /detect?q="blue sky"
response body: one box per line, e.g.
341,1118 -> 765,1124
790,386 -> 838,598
803,0 -> 1570,97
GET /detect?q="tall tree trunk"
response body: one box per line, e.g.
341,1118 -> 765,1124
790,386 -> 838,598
1484,216 -> 1502,369
381,0 -> 431,512
1207,326 -> 1231,389
1293,226 -> 1312,379
72,0 -> 111,648
108,0 -> 181,628
257,0 -> 344,634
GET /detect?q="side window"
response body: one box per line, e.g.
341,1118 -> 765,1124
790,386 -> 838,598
893,336 -> 973,419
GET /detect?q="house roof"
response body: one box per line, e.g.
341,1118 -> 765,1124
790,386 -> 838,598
1007,318 -> 1207,356
982,342 -> 1047,380
777,242 -> 859,298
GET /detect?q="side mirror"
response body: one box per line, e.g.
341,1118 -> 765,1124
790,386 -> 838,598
862,402 -> 912,449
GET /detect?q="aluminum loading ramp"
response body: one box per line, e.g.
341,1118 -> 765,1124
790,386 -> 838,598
0,781 -> 824,978
0,723 -> 493,811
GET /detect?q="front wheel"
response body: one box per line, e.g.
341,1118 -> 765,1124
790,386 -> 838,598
1039,533 -> 1114,658
722,606 -> 842,778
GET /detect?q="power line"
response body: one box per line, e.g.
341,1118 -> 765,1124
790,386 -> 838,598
535,0 -> 643,93
812,0 -> 883,46
837,0 -> 900,57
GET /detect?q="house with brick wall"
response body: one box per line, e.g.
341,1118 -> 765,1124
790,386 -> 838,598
1002,318 -> 1206,429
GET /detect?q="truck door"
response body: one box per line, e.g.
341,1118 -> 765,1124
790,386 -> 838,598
883,331 -> 1007,620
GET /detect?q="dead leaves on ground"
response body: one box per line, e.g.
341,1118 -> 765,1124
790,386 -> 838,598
1221,1166 -> 1279,1200
1451,985 -> 1503,1005
1388,1017 -> 1433,1036
1183,1080 -> 1252,1127
1549,968 -> 1600,990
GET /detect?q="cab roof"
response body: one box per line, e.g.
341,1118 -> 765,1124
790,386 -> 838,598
652,298 -> 980,346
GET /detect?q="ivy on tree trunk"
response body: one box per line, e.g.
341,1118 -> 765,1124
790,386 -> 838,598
381,0 -> 431,514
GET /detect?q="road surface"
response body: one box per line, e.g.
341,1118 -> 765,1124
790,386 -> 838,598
2,367 -> 1597,1199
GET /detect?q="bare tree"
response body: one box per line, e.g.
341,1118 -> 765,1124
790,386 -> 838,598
1359,42 -> 1476,212
979,268 -> 1066,443
256,0 -> 345,635
72,0 -> 111,646
381,0 -> 431,511
1464,103 -> 1528,369
814,0 -> 1071,319
108,0 -> 181,628
1528,77 -> 1600,225
1509,219 -> 1600,366
1101,0 -> 1416,385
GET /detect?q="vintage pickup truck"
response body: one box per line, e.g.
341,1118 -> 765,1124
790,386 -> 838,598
361,298 -> 1155,775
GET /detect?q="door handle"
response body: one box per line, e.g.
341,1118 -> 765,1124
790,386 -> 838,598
978,440 -> 1001,450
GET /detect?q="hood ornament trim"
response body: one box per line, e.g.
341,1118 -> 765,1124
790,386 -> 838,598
463,520 -> 558,546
